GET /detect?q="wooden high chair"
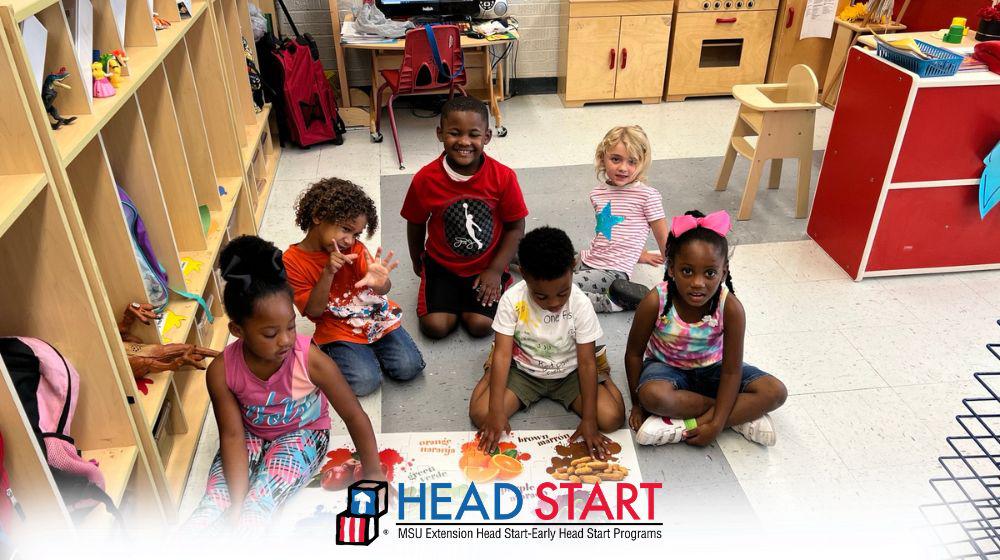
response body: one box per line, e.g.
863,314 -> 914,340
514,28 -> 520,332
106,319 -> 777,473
716,64 -> 821,221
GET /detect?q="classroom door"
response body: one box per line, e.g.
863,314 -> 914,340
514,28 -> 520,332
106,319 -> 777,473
614,15 -> 671,100
565,17 -> 620,102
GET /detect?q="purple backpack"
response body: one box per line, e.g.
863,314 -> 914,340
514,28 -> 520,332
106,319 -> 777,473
0,337 -> 119,522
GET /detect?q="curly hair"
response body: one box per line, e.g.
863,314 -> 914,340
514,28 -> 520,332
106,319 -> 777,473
293,178 -> 378,237
219,235 -> 293,324
518,226 -> 575,280
594,125 -> 652,183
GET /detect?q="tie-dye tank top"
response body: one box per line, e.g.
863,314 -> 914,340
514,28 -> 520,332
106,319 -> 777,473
644,281 -> 728,370
224,334 -> 331,440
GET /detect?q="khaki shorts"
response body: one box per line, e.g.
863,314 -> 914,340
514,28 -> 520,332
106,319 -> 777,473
506,363 -> 609,411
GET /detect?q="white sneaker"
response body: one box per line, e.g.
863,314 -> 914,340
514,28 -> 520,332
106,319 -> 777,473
732,414 -> 776,447
636,416 -> 690,445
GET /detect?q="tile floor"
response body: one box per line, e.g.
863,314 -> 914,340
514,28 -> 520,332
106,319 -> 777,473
180,95 -> 1000,553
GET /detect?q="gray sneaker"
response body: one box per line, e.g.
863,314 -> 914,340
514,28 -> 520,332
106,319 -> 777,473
609,279 -> 649,310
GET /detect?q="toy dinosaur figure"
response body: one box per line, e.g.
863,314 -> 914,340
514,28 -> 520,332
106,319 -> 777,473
42,66 -> 77,130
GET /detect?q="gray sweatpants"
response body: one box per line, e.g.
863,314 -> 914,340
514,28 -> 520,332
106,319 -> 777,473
574,261 -> 628,313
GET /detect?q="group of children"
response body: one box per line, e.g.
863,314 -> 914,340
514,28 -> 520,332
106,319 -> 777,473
186,96 -> 787,531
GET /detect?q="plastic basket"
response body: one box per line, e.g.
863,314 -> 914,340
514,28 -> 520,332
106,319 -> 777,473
876,39 -> 962,78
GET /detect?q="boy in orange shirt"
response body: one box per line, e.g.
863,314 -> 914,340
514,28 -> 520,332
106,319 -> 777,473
283,178 -> 424,396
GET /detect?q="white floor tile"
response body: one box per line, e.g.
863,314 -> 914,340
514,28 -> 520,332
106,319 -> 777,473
961,269 -> 1000,310
798,388 -> 936,470
274,148 -> 321,180
765,240 -> 850,282
843,323 -> 998,387
743,330 -> 887,394
729,243 -> 793,285
718,396 -> 847,481
873,274 -> 998,323
894,379 -> 985,457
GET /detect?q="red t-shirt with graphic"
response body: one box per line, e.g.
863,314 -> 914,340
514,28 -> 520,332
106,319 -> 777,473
401,154 -> 528,278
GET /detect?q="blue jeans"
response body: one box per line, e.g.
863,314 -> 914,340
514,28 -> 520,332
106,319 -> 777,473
638,359 -> 771,398
320,327 -> 425,396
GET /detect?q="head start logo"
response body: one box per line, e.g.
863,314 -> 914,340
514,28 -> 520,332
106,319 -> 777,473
336,480 -> 389,546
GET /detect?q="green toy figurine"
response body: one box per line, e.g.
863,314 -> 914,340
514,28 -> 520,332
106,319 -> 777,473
42,66 -> 77,130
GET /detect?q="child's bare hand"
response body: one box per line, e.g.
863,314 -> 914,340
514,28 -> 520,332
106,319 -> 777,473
326,243 -> 358,275
638,251 -> 665,266
473,269 -> 502,307
354,247 -> 398,290
477,411 -> 510,453
683,422 -> 721,447
628,405 -> 648,432
570,419 -> 611,460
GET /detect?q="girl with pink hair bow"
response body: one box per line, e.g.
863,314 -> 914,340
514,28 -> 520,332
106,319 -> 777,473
623,210 -> 787,448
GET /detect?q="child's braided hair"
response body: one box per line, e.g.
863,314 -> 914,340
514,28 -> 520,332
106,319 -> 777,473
661,210 -> 735,318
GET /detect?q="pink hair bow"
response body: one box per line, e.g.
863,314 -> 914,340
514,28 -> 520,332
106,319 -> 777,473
670,210 -> 732,238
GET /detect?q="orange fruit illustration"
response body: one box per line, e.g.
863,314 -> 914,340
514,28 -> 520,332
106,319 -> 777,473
458,451 -> 490,469
463,465 -> 500,483
491,454 -> 523,480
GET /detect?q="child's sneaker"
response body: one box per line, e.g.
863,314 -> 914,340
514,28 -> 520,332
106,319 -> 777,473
636,416 -> 692,445
732,414 -> 776,447
609,279 -> 649,310
595,345 -> 611,377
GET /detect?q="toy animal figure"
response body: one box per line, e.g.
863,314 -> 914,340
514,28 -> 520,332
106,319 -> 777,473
152,12 -> 171,29
92,61 -> 116,98
838,2 -> 867,22
111,49 -> 129,70
124,342 -> 219,377
42,66 -> 77,130
102,53 -> 123,88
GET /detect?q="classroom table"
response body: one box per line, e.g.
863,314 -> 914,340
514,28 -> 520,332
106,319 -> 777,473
807,32 -> 1000,280
342,30 -> 518,139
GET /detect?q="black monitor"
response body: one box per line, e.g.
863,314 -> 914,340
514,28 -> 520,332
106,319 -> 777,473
376,0 -> 479,20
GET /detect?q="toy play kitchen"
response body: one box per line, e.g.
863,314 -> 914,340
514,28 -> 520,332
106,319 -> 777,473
666,0 -> 778,101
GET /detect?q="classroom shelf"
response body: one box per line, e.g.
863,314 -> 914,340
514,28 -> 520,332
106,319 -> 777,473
50,2 -> 207,166
163,367 -> 211,502
82,445 -> 139,506
253,157 -> 277,226
138,371 -> 173,427
241,105 -> 270,166
5,0 -> 55,21
0,172 -> 46,237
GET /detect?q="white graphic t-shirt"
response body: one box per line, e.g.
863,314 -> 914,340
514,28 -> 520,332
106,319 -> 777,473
492,281 -> 603,379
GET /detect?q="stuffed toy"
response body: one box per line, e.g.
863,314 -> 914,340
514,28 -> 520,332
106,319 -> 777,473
975,41 -> 1000,74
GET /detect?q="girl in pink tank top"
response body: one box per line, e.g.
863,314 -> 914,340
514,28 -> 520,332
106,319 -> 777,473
624,211 -> 787,449
186,236 -> 383,534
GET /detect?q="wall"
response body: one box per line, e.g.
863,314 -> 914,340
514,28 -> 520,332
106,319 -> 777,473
894,0 -> 987,31
273,0 -> 562,86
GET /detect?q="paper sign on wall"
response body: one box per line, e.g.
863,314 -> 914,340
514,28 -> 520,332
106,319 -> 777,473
20,16 -> 48,92
800,0 -> 837,40
74,0 -> 94,102
111,0 -> 126,45
980,142 -> 1000,219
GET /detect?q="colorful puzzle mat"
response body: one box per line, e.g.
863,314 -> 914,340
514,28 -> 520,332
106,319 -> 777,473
280,428 -> 644,533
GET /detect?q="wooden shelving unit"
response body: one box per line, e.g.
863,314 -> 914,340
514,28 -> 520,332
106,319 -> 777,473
0,20 -> 153,538
0,0 -> 280,535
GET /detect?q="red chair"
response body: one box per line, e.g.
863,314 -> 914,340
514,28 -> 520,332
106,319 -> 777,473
374,25 -> 468,169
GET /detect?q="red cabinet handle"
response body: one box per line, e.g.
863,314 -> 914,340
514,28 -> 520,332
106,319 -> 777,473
785,6 -> 795,28
717,17 -> 737,23
621,48 -> 628,69
609,48 -> 616,69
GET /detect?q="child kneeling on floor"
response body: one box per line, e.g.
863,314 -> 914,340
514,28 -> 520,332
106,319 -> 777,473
625,210 -> 786,447
283,178 -> 424,396
470,227 -> 625,459
402,96 -> 527,340
186,236 -> 382,534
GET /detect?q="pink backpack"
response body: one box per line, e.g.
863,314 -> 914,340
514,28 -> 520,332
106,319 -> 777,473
0,337 -> 118,522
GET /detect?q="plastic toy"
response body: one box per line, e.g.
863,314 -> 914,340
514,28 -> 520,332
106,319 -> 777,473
153,13 -> 171,29
42,66 -> 77,130
92,61 -> 116,98
106,56 -> 123,88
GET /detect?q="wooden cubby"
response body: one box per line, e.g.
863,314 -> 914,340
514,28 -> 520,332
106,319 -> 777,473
1,0 -> 278,535
0,19 -> 155,537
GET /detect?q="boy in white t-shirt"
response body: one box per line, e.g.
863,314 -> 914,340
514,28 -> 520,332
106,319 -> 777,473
469,227 -> 626,459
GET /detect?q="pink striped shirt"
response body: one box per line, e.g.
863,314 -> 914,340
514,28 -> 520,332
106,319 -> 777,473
580,181 -> 665,276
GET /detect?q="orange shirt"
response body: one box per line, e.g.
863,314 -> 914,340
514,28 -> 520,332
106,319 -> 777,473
283,242 -> 402,346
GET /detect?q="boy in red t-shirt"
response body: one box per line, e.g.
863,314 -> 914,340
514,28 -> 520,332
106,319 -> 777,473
284,178 -> 424,396
401,96 -> 528,340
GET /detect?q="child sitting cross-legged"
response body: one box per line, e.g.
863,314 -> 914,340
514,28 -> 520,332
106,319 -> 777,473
470,227 -> 625,459
625,210 -> 787,447
283,178 -> 424,397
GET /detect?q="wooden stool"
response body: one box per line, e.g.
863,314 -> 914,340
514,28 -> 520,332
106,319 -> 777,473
716,64 -> 821,221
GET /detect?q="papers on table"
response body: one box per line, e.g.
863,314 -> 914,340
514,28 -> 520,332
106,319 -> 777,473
340,21 -> 396,44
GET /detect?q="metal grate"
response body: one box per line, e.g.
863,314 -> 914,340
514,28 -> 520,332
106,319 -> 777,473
924,324 -> 1000,558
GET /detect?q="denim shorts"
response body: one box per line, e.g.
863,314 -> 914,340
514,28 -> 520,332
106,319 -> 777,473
637,359 -> 770,397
